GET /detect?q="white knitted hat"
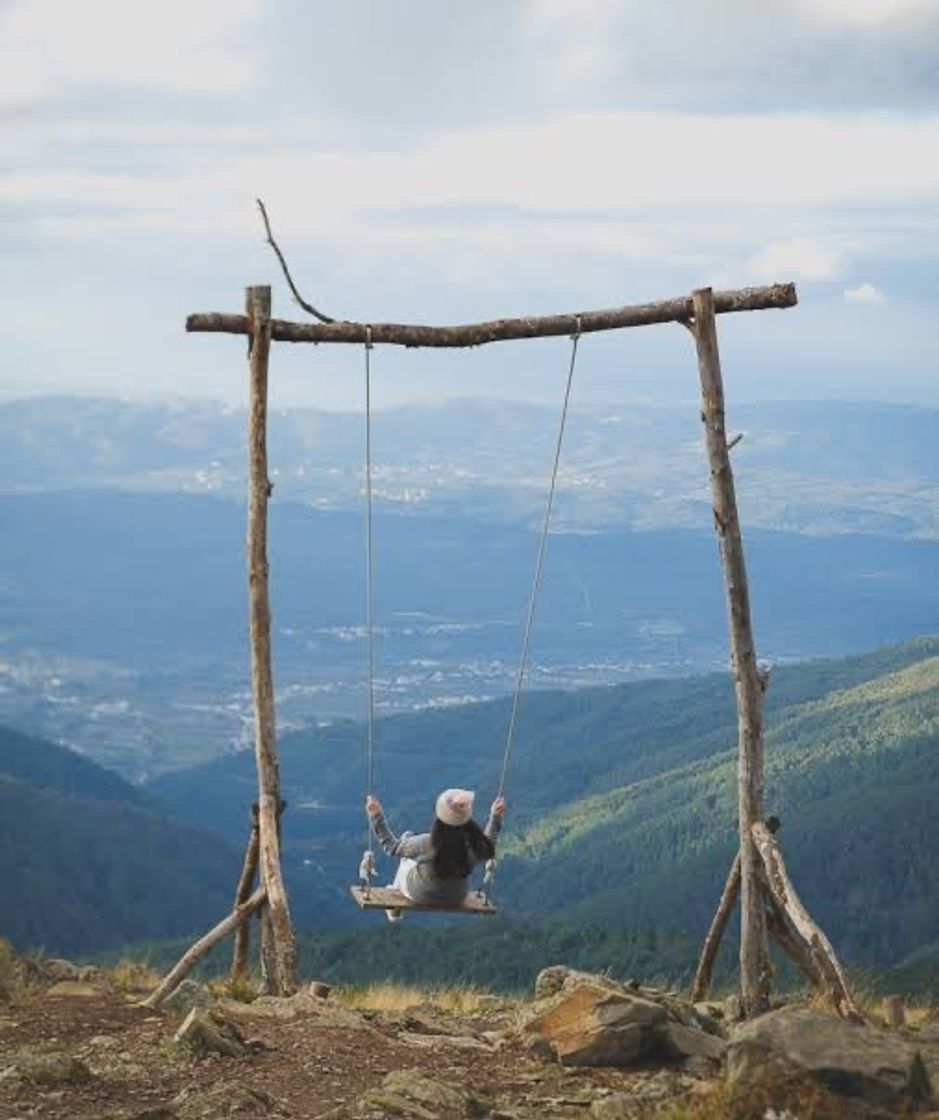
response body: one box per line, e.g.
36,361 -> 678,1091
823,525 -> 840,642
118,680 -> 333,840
435,788 -> 475,827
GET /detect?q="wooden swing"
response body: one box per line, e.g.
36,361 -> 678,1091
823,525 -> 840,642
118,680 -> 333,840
349,323 -> 584,916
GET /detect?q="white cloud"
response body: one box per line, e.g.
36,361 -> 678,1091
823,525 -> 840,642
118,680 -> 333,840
750,238 -> 843,282
844,283 -> 887,305
0,0 -> 260,105
789,0 -> 928,26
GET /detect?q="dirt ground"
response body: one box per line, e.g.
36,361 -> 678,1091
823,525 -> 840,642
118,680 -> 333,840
0,988 -> 689,1120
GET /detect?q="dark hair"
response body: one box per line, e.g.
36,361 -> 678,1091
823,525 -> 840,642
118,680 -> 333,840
430,819 -> 495,879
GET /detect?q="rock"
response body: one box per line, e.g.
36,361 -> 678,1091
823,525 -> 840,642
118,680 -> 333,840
308,980 -> 331,999
226,990 -> 364,1028
591,1071 -> 695,1118
726,1005 -> 933,1112
360,1069 -> 488,1119
40,958 -> 81,982
162,979 -> 215,1015
173,1008 -> 248,1058
0,1048 -> 92,1085
661,1021 -> 727,1063
723,993 -> 743,1023
45,979 -> 110,999
173,1083 -> 278,1119
522,982 -> 667,1066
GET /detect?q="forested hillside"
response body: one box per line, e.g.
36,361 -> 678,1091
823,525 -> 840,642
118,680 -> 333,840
151,636 -> 939,971
0,725 -> 238,955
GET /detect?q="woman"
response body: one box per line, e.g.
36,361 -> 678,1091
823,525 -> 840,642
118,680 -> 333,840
365,788 -> 505,920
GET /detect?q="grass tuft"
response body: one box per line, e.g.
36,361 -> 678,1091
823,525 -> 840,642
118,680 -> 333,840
333,981 -> 502,1014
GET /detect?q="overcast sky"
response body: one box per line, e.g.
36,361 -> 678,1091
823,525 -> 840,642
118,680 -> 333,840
2,0 -> 937,410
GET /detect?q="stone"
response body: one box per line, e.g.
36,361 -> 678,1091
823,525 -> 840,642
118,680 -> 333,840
308,980 -> 331,999
723,993 -> 743,1022
522,982 -> 667,1066
45,980 -> 109,999
661,1021 -> 727,1063
173,1008 -> 248,1058
0,1049 -> 92,1086
173,1083 -> 277,1119
162,979 -> 215,1015
726,1005 -> 933,1111
360,1070 -> 488,1119
40,958 -> 80,982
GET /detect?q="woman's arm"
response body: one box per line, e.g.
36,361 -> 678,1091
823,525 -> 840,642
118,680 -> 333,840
366,797 -> 432,859
484,795 -> 505,842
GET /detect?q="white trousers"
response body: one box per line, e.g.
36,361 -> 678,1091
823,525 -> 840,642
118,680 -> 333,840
391,858 -> 416,900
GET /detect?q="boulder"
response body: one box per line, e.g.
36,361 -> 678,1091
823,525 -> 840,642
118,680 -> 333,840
661,1021 -> 727,1063
45,979 -> 111,999
726,1006 -> 933,1112
360,1069 -> 488,1119
162,979 -> 215,1015
522,982 -> 667,1066
0,1048 -> 92,1086
173,1008 -> 248,1058
40,958 -> 81,982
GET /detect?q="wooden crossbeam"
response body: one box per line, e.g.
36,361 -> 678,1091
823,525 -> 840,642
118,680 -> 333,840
186,283 -> 796,349
349,886 -> 496,915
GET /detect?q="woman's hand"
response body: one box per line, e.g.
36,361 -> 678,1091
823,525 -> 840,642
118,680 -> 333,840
365,795 -> 382,816
490,795 -> 506,818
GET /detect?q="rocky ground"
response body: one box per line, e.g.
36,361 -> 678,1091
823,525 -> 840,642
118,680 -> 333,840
1,952 -> 938,1119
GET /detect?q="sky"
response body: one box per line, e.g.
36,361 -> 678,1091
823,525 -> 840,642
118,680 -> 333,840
2,0 -> 937,410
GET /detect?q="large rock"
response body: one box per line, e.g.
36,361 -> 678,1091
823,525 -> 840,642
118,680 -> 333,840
726,1006 -> 933,1112
523,982 -> 667,1066
360,1069 -> 488,1119
0,1048 -> 92,1086
173,1008 -> 248,1058
521,968 -> 725,1069
162,979 -> 215,1016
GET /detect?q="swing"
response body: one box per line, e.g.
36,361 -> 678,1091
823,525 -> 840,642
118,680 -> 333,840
349,321 -> 583,915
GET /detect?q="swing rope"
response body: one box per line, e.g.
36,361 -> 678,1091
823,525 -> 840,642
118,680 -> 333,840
498,318 -> 583,799
359,325 -> 377,894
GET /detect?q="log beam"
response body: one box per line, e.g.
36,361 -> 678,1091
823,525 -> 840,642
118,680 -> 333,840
142,886 -> 266,1009
246,286 -> 298,996
187,283 -> 796,348
752,821 -> 862,1021
692,287 -> 771,1018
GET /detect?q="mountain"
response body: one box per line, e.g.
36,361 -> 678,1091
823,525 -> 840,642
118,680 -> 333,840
150,635 -> 939,971
1,396 -> 938,538
0,724 -> 238,956
3,488 -> 938,777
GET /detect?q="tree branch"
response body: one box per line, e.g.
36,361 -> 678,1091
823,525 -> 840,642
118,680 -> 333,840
256,199 -> 335,324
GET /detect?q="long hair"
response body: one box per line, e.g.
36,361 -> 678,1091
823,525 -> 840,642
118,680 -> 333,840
430,819 -> 495,879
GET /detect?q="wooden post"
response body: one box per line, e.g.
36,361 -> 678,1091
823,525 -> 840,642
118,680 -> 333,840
246,285 -> 298,995
691,287 -> 770,1018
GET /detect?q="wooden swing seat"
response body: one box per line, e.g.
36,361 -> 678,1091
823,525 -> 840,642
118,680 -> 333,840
349,886 -> 496,915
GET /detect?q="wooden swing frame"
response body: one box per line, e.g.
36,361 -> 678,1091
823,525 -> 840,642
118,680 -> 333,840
142,236 -> 858,1020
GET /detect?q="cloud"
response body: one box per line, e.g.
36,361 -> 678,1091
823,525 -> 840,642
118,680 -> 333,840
750,238 -> 843,282
844,282 -> 887,305
0,0 -> 260,105
790,0 -> 928,26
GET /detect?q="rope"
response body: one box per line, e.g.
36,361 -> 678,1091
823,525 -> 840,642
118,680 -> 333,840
497,317 -> 582,797
362,325 -> 376,890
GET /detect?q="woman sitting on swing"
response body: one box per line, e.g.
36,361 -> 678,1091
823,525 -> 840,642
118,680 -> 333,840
365,789 -> 505,918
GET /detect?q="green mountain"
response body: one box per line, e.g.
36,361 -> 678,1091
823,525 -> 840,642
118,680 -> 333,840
0,725 -> 239,956
150,636 -> 939,972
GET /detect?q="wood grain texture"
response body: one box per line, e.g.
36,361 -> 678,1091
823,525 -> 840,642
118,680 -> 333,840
187,284 -> 797,348
692,287 -> 771,1018
246,286 -> 298,995
349,886 -> 496,915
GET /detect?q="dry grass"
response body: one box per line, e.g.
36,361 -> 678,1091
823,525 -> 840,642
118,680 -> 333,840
0,938 -> 21,1001
102,959 -> 162,997
660,1074 -> 848,1120
333,982 -> 502,1014
207,973 -> 258,1004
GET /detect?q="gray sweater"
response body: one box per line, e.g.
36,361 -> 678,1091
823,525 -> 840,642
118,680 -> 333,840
370,808 -> 503,905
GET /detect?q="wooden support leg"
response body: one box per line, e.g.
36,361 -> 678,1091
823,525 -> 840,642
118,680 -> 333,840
231,805 -> 260,980
142,886 -> 267,1009
246,285 -> 298,996
691,287 -> 771,1018
691,853 -> 741,1002
752,822 -> 862,1021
